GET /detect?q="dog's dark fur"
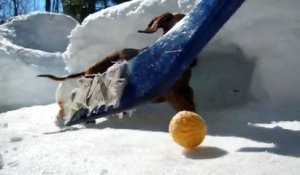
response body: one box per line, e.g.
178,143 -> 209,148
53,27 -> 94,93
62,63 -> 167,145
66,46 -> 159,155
38,12 -> 196,116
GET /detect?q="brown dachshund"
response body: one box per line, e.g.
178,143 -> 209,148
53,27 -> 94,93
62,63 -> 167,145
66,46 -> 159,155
38,12 -> 196,119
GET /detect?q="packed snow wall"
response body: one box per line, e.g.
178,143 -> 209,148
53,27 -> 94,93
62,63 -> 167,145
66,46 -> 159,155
0,12 -> 77,111
193,0 -> 300,111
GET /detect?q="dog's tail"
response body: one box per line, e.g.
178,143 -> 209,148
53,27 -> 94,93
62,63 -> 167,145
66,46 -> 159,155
37,72 -> 85,81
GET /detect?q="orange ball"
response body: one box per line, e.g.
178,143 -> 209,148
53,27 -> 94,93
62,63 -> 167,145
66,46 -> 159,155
169,111 -> 207,149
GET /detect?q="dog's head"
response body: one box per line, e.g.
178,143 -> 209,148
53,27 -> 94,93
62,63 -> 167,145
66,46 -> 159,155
138,12 -> 185,34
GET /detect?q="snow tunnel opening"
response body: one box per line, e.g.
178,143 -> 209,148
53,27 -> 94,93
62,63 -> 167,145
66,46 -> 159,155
192,39 -> 264,111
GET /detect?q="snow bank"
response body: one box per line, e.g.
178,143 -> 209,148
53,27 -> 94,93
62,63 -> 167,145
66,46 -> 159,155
214,0 -> 300,108
0,13 -> 77,111
1,12 -> 77,52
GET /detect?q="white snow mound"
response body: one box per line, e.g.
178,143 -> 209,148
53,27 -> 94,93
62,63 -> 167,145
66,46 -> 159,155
1,12 -> 77,52
0,12 -> 77,111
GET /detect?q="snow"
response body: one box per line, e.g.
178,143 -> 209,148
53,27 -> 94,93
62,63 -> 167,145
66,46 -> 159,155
1,12 -> 77,52
0,104 -> 300,175
250,121 -> 300,132
0,12 -> 77,112
1,0 -> 300,174
0,104 -> 300,174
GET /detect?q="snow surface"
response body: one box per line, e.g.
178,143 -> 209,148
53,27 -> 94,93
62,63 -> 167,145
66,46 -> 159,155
0,12 -> 77,112
0,104 -> 300,175
1,0 -> 300,174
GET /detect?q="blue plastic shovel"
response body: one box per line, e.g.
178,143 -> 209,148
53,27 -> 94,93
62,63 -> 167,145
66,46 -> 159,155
65,0 -> 245,126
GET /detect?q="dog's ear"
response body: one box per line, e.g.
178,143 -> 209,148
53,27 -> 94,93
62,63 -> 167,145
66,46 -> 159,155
138,13 -> 173,34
